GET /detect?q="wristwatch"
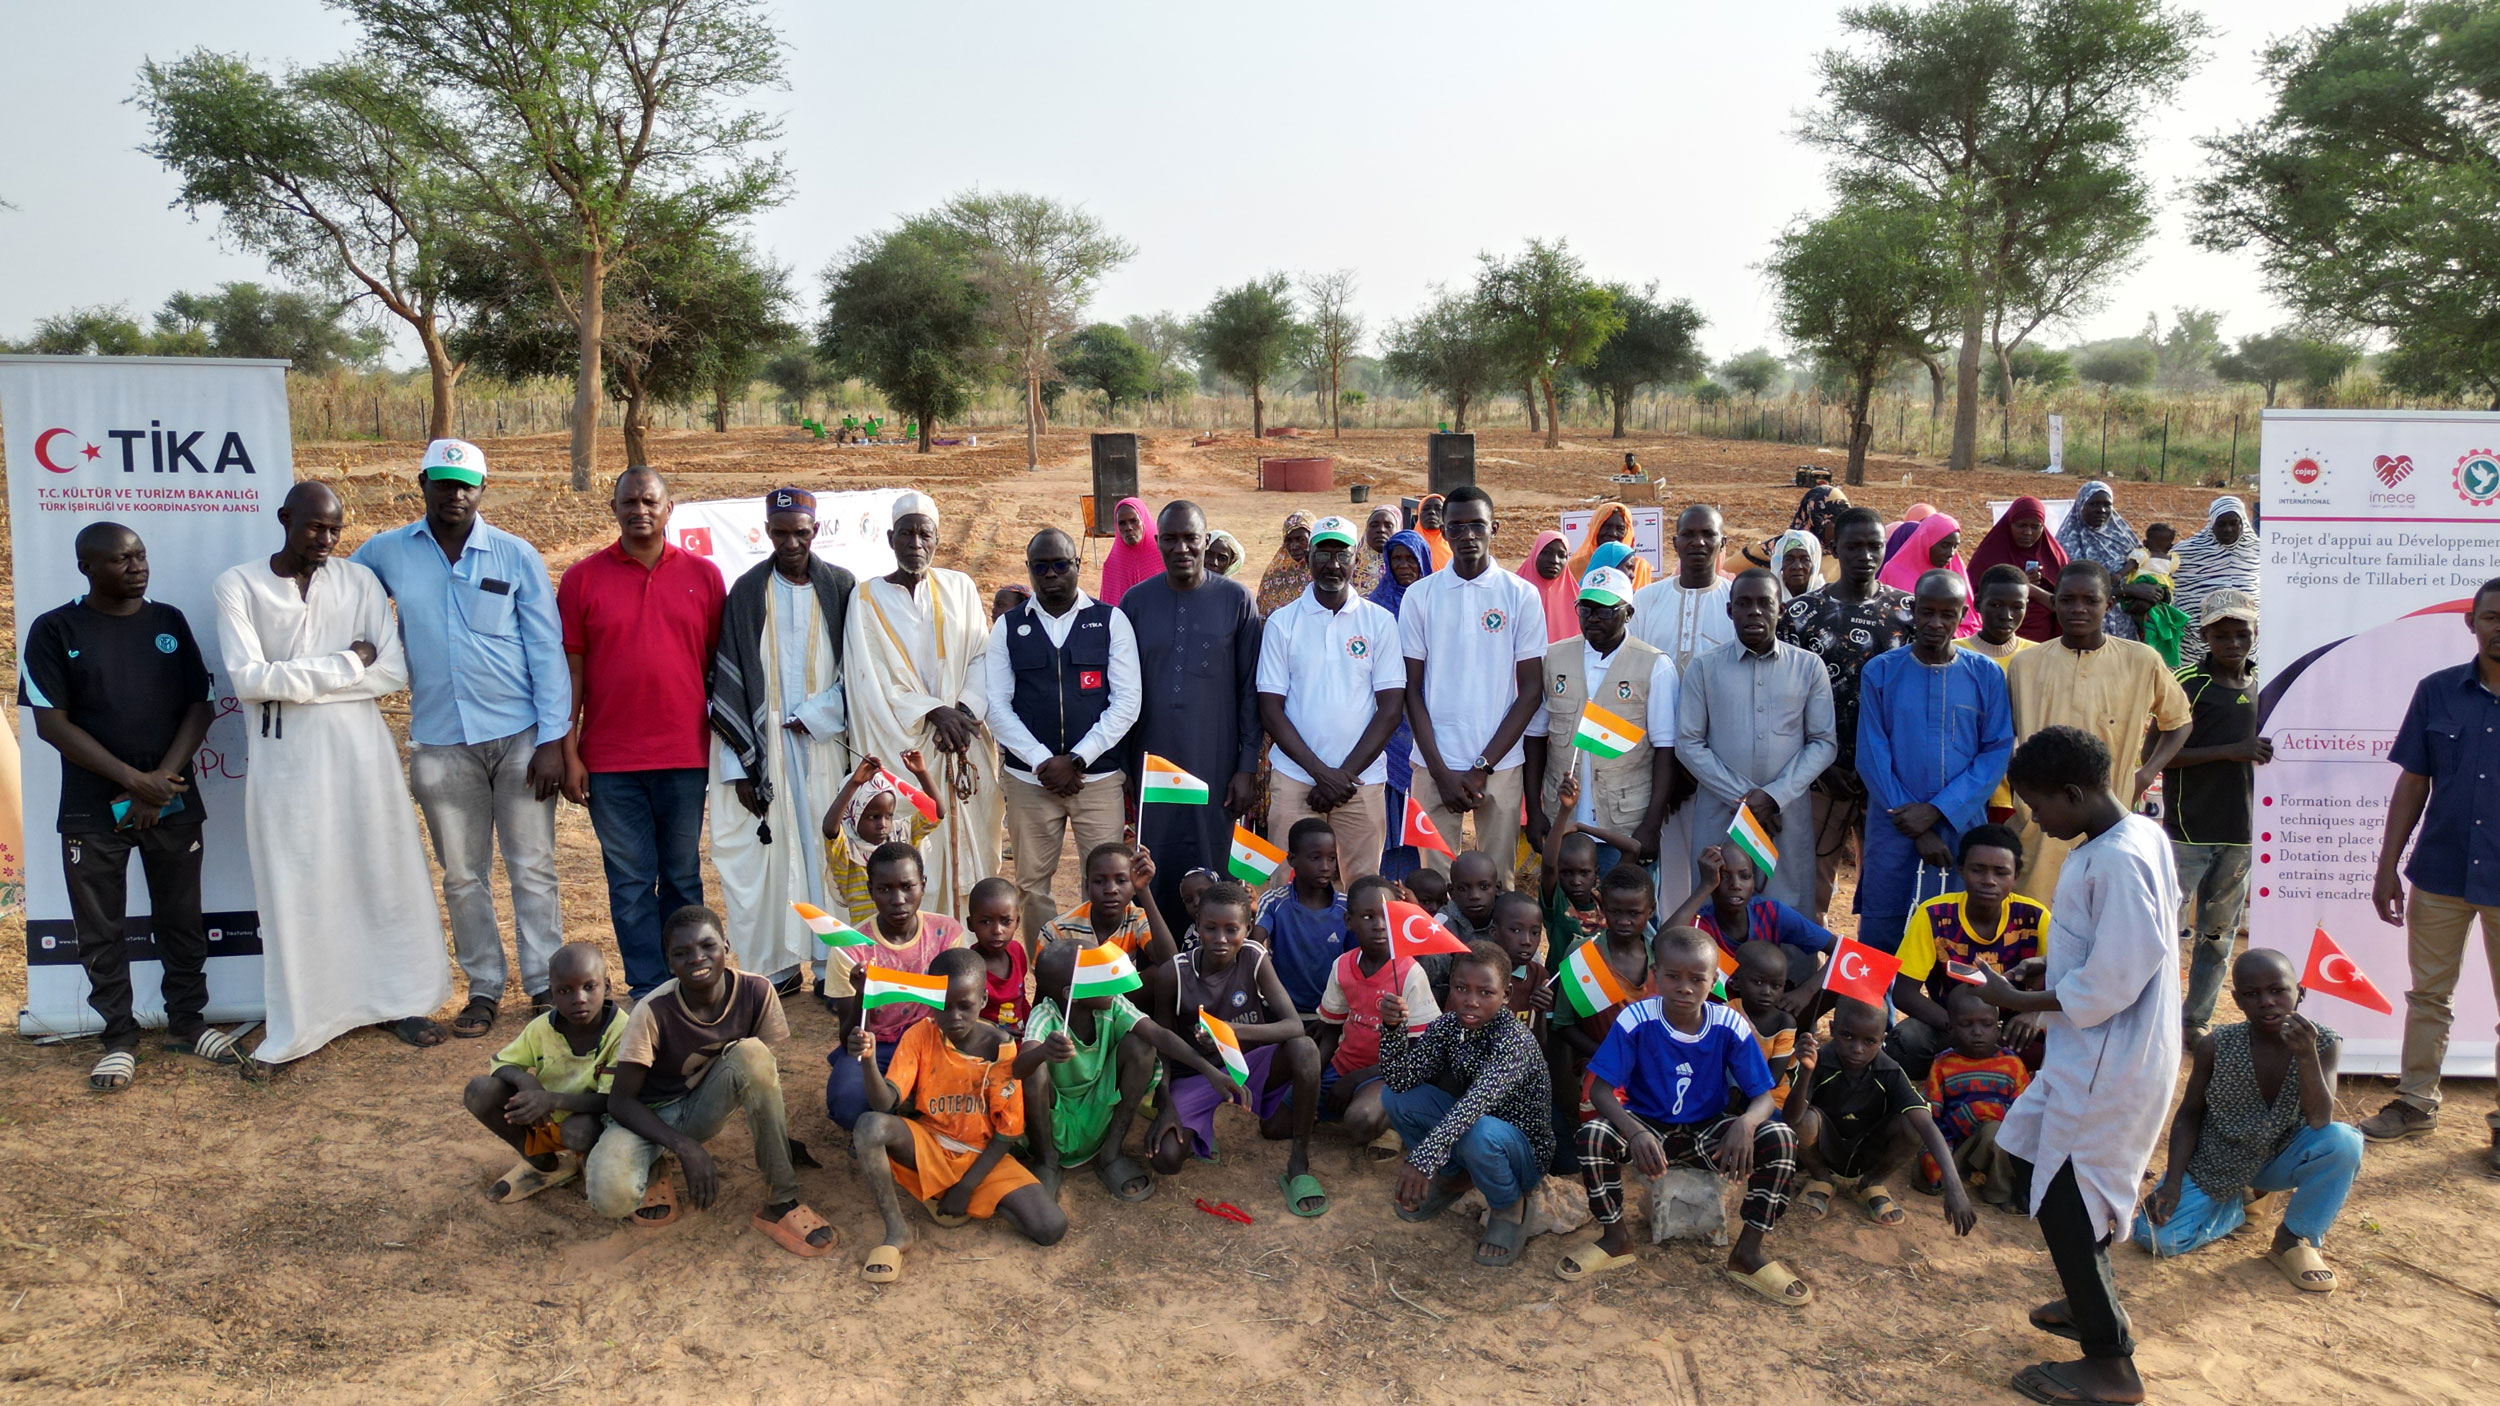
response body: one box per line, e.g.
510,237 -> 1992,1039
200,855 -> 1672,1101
1472,754 -> 1492,772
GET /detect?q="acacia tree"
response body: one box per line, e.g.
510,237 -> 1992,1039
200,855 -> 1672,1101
346,0 -> 787,487
155,283 -> 387,371
1767,200 -> 1956,486
2211,328 -> 2357,407
1581,283 -> 1705,438
1059,323 -> 1157,417
1192,275 -> 1306,440
940,191 -> 1132,469
1299,269 -> 1364,438
1477,238 -> 1623,449
1382,288 -> 1504,432
818,221 -> 988,453
140,51 -> 468,436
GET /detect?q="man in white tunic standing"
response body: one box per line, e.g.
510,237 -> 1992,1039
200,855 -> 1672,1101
1630,504 -> 1735,913
708,487 -> 854,994
843,491 -> 998,919
214,482 -> 449,1063
1975,724 -> 2182,1406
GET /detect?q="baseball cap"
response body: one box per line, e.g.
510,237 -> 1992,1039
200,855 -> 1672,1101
2199,587 -> 2258,628
1579,567 -> 1634,608
1309,515 -> 1359,549
421,438 -> 487,485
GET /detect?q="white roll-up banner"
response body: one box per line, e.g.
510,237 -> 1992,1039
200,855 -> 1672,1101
3,356 -> 293,1036
2257,409 -> 2500,1076
663,488 -> 906,585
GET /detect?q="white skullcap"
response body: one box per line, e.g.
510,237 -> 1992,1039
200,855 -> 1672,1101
891,490 -> 939,526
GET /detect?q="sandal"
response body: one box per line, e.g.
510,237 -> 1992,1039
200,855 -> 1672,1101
166,1025 -> 244,1066
1797,1179 -> 1836,1221
1475,1212 -> 1525,1268
631,1176 -> 681,1228
1556,1242 -> 1638,1282
1394,1176 -> 1468,1224
1856,1182 -> 1907,1227
2028,1299 -> 2083,1343
88,1048 -> 137,1093
491,1151 -> 581,1204
384,1016 -> 446,1048
1366,1128 -> 1405,1162
1278,1171 -> 1328,1218
1724,1259 -> 1813,1307
2011,1361 -> 2144,1404
451,997 -> 499,1039
860,1244 -> 903,1283
2266,1242 -> 2337,1294
1095,1154 -> 1155,1204
751,1203 -> 839,1258
921,1197 -> 972,1229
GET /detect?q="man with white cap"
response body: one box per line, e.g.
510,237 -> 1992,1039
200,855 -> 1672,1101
842,490 -> 999,919
708,487 -> 855,993
1256,515 -> 1406,880
354,438 -> 571,1037
1523,565 -> 1678,885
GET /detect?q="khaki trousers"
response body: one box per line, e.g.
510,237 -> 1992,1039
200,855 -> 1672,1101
1412,764 -> 1526,887
1004,771 -> 1127,942
2395,887 -> 2500,1128
1268,777 -> 1386,881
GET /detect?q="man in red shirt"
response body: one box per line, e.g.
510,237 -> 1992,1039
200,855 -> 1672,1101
558,467 -> 725,996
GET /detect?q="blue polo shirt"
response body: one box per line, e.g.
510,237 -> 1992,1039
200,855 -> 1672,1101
353,518 -> 571,748
2390,661 -> 2500,906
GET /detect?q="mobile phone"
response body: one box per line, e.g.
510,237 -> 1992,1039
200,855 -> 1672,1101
1943,960 -> 1985,986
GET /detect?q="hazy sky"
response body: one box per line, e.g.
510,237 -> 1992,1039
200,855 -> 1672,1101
0,0 -> 2358,369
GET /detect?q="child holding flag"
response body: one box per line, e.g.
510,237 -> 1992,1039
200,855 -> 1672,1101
965,877 -> 1030,1031
1665,844 -> 1833,1006
1255,818 -> 1351,1019
1785,999 -> 1976,1234
1536,777 -> 1606,968
846,947 -> 1066,1282
1316,875 -> 1443,1152
823,844 -> 972,1132
1552,864 -> 1660,1138
1042,843 -> 1178,968
818,752 -> 946,930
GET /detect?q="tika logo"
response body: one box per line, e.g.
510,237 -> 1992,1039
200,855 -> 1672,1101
2374,454 -> 2415,487
33,423 -> 258,475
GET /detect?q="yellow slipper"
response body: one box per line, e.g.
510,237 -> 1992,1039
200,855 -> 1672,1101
2267,1243 -> 2336,1294
1725,1259 -> 1813,1307
860,1244 -> 903,1284
1556,1242 -> 1639,1282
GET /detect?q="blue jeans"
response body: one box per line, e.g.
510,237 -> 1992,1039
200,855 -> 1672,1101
823,1036 -> 898,1132
1381,1081 -> 1543,1212
2174,842 -> 2253,1029
584,768 -> 709,996
2130,1122 -> 2364,1256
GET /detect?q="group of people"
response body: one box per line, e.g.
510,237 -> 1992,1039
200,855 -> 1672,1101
31,437 -> 2499,1404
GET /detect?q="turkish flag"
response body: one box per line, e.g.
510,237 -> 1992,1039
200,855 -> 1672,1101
678,526 -> 713,556
2301,927 -> 2393,1015
1403,796 -> 1454,857
881,769 -> 942,824
1383,899 -> 1470,958
1823,934 -> 1902,1008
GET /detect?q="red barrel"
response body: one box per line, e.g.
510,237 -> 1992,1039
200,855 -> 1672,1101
1259,456 -> 1334,492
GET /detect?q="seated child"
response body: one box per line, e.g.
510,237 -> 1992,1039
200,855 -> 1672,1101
1316,875 -> 1442,1150
1540,771 -> 1647,878
2133,948 -> 2360,1294
1552,864 -> 1660,1132
1026,937 -> 1242,1204
1491,890 -> 1553,1041
824,843 -> 971,1131
1564,925 -> 1807,1306
1919,984 -> 2030,1204
585,906 -> 836,1258
847,947 -> 1066,1283
1538,794 -> 1605,968
1148,880 -> 1325,1212
1175,866 -> 1219,951
1666,843 -> 1833,1002
1380,940 -> 1556,1268
465,941 -> 625,1202
1785,999 -> 1976,1235
1882,824 -> 2049,1080
1255,819 -> 1349,1018
1043,842 -> 1177,965
1727,941 -> 1799,1114
1399,866 -> 1449,921
966,876 -> 1030,1032
1438,850 -> 1503,944
820,752 -> 945,930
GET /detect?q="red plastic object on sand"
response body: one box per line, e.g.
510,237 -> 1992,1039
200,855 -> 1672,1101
1194,1198 -> 1253,1225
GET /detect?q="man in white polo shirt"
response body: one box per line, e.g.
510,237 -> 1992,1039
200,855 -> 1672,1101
1258,515 -> 1406,880
1399,485 -> 1549,882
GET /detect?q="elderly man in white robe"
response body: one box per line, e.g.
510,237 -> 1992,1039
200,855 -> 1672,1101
708,487 -> 855,993
841,491 -> 999,919
213,482 -> 450,1063
1974,724 -> 2182,1406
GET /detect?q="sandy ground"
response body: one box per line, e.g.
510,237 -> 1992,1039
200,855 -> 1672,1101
0,425 -> 2495,1403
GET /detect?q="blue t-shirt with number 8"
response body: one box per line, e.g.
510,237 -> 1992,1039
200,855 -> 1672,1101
1585,998 -> 1774,1126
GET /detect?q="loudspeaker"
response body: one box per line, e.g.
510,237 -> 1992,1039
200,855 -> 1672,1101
1427,432 -> 1475,495
1090,433 -> 1139,535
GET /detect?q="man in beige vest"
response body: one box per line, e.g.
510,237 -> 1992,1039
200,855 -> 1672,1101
1523,567 -> 1680,892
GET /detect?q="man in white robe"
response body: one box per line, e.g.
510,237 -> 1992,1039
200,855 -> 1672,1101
213,483 -> 449,1063
1629,504 -> 1736,915
841,491 -> 999,919
708,487 -> 854,990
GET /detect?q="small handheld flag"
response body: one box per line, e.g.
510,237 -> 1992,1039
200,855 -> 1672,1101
1823,934 -> 1902,1008
880,769 -> 941,823
1142,753 -> 1211,806
1572,702 -> 1645,760
2300,927 -> 2393,1015
1198,1010 -> 1252,1087
791,901 -> 871,948
1402,795 -> 1454,858
1728,802 -> 1779,883
1557,941 -> 1635,1019
1071,943 -> 1144,999
860,965 -> 948,1011
1228,825 -> 1285,885
1383,899 -> 1470,958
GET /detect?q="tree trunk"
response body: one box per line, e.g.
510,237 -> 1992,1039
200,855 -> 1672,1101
1846,371 -> 1875,487
1611,384 -> 1629,439
1523,382 -> 1539,435
919,415 -> 934,453
1541,374 -> 1562,449
1024,369 -> 1041,470
1949,293 -> 1983,471
419,323 -> 463,442
619,368 -> 649,468
1251,379 -> 1265,440
712,385 -> 731,433
570,243 -> 605,492
1452,392 -> 1470,434
1330,363 -> 1341,438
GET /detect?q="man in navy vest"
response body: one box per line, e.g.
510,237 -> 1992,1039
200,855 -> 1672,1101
984,527 -> 1142,941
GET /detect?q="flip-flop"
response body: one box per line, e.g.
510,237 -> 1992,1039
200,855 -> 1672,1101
1095,1154 -> 1155,1203
1856,1182 -> 1907,1227
1366,1128 -> 1405,1162
2267,1243 -> 2337,1293
450,997 -> 499,1038
491,1151 -> 581,1204
1278,1171 -> 1328,1218
860,1244 -> 903,1284
1394,1177 -> 1468,1223
2011,1361 -> 2143,1404
88,1049 -> 137,1093
2028,1300 -> 2084,1343
631,1176 -> 681,1228
166,1025 -> 245,1066
1474,1213 -> 1525,1268
384,1016 -> 446,1048
1555,1243 -> 1638,1282
921,1196 -> 972,1229
1724,1259 -> 1813,1307
751,1204 -> 839,1258
1797,1179 -> 1836,1220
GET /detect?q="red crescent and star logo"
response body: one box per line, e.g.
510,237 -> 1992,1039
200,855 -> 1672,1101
33,427 -> 101,474
1838,952 -> 1868,983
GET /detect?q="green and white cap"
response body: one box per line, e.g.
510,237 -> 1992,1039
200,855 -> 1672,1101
1310,515 -> 1359,548
421,437 -> 487,485
1578,566 -> 1634,608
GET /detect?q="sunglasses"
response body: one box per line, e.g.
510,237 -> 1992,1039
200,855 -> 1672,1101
1027,557 -> 1080,574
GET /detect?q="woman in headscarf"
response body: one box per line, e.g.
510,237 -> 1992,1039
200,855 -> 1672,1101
1567,503 -> 1634,578
1876,511 -> 1979,636
1415,494 -> 1453,570
1585,539 -> 1653,592
1516,529 -> 1582,644
1965,495 -> 2068,641
1257,512 -> 1316,614
1882,502 -> 1937,567
1097,496 -> 1163,606
1369,531 -> 1435,883
2171,496 -> 2261,663
1788,483 -> 1851,554
2056,479 -> 2149,639
1353,505 -> 1400,595
1204,530 -> 1245,579
1771,528 -> 1824,603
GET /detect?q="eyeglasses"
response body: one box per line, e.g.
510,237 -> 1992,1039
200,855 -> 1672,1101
1028,558 -> 1080,574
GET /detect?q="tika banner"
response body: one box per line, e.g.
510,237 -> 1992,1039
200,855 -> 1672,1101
664,488 -> 906,587
2257,409 -> 2500,1076
2,356 -> 293,1036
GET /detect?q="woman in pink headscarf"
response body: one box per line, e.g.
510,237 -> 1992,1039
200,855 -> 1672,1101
1515,529 -> 1581,643
1881,502 -> 1937,568
1876,511 -> 1978,636
1096,496 -> 1162,605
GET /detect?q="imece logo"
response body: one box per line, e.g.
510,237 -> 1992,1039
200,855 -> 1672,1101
32,422 -> 260,475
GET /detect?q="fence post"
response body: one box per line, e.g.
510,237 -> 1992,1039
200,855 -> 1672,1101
2159,412 -> 2170,481
2230,414 -> 2240,480
2100,413 -> 2108,473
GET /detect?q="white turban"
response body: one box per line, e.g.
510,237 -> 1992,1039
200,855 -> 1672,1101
891,490 -> 939,526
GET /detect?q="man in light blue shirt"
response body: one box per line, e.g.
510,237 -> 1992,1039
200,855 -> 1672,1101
353,439 -> 570,1037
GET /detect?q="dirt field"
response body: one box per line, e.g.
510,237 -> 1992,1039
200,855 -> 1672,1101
1,425 -> 2493,1403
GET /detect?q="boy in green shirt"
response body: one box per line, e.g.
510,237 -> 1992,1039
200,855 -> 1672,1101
464,943 -> 626,1202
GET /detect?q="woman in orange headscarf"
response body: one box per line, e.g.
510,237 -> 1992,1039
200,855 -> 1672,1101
1414,494 -> 1453,570
1566,503 -> 1652,589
